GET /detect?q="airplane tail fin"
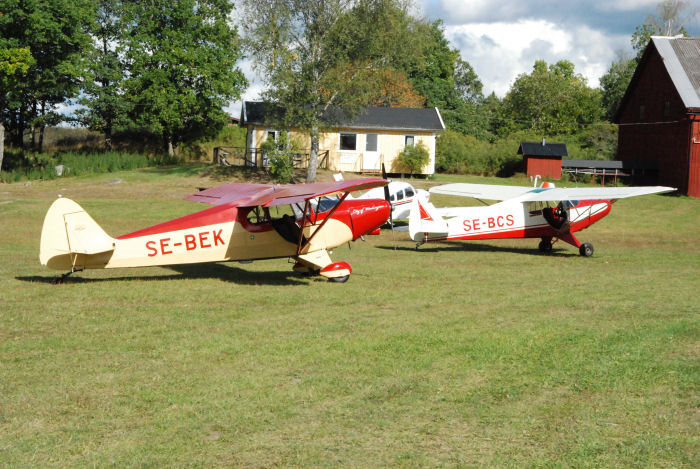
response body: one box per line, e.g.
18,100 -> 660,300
40,198 -> 115,270
408,199 -> 448,241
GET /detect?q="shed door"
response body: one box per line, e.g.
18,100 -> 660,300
364,133 -> 380,170
689,120 -> 700,198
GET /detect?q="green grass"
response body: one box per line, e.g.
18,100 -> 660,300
0,169 -> 698,467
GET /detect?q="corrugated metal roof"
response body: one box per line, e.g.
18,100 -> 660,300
670,37 -> 700,101
518,141 -> 568,157
243,101 -> 445,131
652,36 -> 700,109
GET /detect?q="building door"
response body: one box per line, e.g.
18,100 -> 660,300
689,120 -> 700,198
364,133 -> 380,171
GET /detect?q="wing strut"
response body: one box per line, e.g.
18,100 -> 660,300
296,192 -> 350,255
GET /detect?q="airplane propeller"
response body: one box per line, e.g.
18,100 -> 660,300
382,163 -> 396,248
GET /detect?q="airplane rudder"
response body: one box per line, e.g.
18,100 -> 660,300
40,198 -> 114,268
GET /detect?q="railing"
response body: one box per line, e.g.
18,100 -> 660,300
213,146 -> 329,170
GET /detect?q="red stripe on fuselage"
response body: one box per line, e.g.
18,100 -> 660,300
117,202 -> 238,240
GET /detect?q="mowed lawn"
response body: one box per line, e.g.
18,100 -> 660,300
0,167 -> 698,467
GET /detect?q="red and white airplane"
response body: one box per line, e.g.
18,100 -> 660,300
407,182 -> 675,256
40,178 -> 390,283
333,170 -> 429,220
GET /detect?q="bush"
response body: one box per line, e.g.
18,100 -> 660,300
395,141 -> 430,174
260,132 -> 295,183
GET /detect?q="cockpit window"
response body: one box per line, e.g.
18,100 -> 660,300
405,187 -> 415,197
396,190 -> 404,201
390,194 -> 396,202
316,197 -> 340,213
246,207 -> 270,224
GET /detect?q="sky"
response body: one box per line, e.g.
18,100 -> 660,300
228,0 -> 700,116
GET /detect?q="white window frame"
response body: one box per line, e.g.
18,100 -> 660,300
404,134 -> 416,148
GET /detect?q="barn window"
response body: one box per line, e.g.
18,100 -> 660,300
639,105 -> 645,120
664,101 -> 671,117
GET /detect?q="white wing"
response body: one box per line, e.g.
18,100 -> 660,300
430,183 -> 535,201
430,183 -> 676,202
518,186 -> 676,202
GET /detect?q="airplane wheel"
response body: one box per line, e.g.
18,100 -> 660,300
328,275 -> 350,283
538,239 -> 553,253
579,243 -> 594,257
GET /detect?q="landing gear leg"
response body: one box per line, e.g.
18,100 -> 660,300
53,270 -> 80,284
579,243 -> 594,257
538,237 -> 553,253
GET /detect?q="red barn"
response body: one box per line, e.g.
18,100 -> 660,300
518,140 -> 568,179
614,36 -> 700,197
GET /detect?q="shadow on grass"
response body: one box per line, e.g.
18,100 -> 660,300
375,241 -> 577,257
17,262 -> 311,286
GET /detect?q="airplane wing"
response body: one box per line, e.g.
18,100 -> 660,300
186,178 -> 388,207
517,186 -> 676,202
430,183 -> 676,202
430,183 -> 536,201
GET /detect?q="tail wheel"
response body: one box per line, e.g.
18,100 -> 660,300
579,243 -> 594,257
538,239 -> 553,253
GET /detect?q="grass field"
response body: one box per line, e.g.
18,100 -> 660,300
1,166 -> 698,467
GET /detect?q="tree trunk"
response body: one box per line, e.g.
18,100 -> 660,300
105,117 -> 113,151
38,125 -> 45,153
0,121 -> 5,174
306,127 -> 319,183
165,133 -> 175,158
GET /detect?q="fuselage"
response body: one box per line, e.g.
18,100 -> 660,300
358,181 -> 429,219
43,198 -> 390,271
415,199 -> 612,243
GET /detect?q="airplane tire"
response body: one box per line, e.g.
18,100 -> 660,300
579,243 -> 594,257
328,274 -> 350,283
538,239 -> 553,253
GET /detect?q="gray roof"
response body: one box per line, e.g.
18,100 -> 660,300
652,36 -> 700,109
243,101 -> 445,132
518,141 -> 569,157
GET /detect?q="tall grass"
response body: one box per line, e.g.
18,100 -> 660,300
0,151 -> 180,182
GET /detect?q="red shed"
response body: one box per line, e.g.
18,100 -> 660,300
614,36 -> 700,197
518,140 -> 568,179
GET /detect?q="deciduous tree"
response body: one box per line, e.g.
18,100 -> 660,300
122,0 -> 246,157
0,46 -> 34,172
0,0 -> 93,150
78,0 -> 131,150
240,0 -> 385,182
501,60 -> 602,135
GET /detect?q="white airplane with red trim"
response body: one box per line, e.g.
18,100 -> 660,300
332,171 -> 429,220
407,182 -> 675,256
40,178 -> 390,283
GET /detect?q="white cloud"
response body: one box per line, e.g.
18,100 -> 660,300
442,15 -> 638,97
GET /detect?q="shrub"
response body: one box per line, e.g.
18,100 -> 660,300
395,141 -> 430,174
261,132 -> 295,183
